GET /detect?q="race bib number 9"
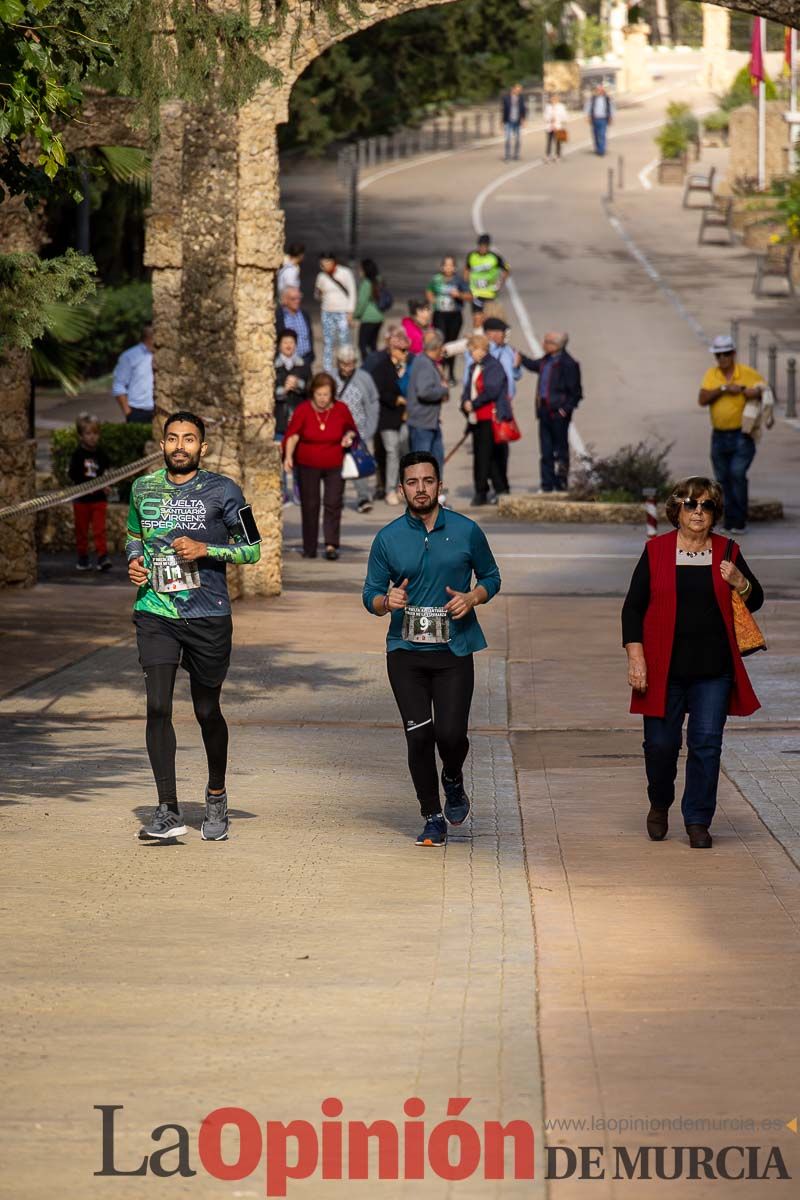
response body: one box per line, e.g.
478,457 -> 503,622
151,553 -> 201,594
402,605 -> 450,645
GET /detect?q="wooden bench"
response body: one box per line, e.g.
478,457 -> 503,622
698,197 -> 734,245
753,244 -> 796,296
683,165 -> 716,209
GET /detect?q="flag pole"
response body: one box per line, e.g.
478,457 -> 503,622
758,17 -> 766,189
792,28 -> 798,173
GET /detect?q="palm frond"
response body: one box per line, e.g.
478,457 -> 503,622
97,145 -> 151,191
31,335 -> 86,395
40,300 -> 96,344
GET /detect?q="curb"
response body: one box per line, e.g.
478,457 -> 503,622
497,495 -> 784,524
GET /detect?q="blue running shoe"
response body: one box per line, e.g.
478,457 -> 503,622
416,813 -> 447,847
442,770 -> 471,826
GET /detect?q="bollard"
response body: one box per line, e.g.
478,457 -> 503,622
461,115 -> 468,144
367,137 -> 376,167
448,115 -> 454,149
617,155 -> 624,189
489,112 -> 496,137
788,358 -> 797,419
476,113 -> 483,138
768,344 -> 778,398
748,332 -> 758,368
643,488 -> 658,538
730,317 -> 739,348
607,168 -> 614,203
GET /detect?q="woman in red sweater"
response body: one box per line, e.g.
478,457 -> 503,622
284,372 -> 357,560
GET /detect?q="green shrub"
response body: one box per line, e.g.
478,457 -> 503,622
571,439 -> 673,502
75,281 -> 152,378
719,66 -> 777,113
666,101 -> 699,144
703,110 -> 730,133
51,421 -> 153,502
655,122 -> 689,160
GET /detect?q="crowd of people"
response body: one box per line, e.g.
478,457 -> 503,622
273,234 -> 585,558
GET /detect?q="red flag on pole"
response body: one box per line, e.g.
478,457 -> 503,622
784,27 -> 792,75
750,19 -> 765,95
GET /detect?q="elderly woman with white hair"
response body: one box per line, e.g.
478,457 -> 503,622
334,345 -> 380,513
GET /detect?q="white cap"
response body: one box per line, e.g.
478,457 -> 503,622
710,334 -> 736,355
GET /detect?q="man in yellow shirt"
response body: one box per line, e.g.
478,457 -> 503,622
698,334 -> 765,533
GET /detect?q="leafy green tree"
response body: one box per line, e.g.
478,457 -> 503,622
283,0 -> 546,153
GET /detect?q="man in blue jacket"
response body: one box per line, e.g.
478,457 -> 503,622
519,331 -> 582,493
502,84 -> 528,161
363,451 -> 501,847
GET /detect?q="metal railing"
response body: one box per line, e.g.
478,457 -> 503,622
730,317 -> 800,418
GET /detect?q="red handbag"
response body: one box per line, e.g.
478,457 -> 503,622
492,405 -> 522,444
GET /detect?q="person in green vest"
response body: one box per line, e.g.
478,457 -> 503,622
464,233 -> 510,319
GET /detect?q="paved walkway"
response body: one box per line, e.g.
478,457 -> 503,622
4,58 -> 800,1199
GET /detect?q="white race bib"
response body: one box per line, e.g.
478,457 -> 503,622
402,605 -> 451,645
151,552 -> 201,594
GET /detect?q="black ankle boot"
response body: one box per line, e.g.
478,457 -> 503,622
686,824 -> 713,849
646,805 -> 669,841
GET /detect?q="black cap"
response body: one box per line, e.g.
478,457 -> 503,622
483,317 -> 508,332
478,233 -> 491,244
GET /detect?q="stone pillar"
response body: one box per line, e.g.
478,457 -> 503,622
702,4 -> 731,94
729,101 -> 794,188
619,24 -> 651,95
145,91 -> 283,596
0,196 -> 42,588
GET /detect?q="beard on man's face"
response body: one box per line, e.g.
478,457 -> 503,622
164,448 -> 201,475
406,490 -> 437,511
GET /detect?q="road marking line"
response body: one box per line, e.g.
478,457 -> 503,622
638,157 -> 658,190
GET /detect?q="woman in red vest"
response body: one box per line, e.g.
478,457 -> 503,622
622,477 -> 763,849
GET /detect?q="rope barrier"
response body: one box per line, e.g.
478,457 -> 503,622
0,451 -> 162,522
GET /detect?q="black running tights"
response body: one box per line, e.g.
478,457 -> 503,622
144,665 -> 228,805
387,649 -> 474,816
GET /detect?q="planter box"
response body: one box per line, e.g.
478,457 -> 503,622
743,221 -> 785,252
497,495 -> 783,525
658,157 -> 686,185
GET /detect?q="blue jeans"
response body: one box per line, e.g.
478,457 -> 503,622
592,117 -> 609,155
321,311 -> 351,373
643,675 -> 732,827
504,121 -> 521,159
711,428 -> 756,530
409,424 -> 444,476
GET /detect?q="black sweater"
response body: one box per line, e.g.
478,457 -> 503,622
622,547 -> 763,680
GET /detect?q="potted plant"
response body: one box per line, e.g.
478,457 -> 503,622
655,122 -> 688,185
702,110 -> 730,148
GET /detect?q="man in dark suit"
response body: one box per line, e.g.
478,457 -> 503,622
519,332 -> 582,492
276,286 -> 314,368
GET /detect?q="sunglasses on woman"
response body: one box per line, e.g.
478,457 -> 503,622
681,498 -> 715,513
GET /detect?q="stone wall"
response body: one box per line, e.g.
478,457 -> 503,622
729,101 -> 793,187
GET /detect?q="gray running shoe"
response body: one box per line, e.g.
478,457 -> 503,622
140,804 -> 187,839
201,788 -> 229,841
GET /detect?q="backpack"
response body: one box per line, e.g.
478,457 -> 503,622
377,283 -> 394,313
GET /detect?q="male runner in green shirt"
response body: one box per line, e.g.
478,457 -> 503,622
126,411 -> 261,841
